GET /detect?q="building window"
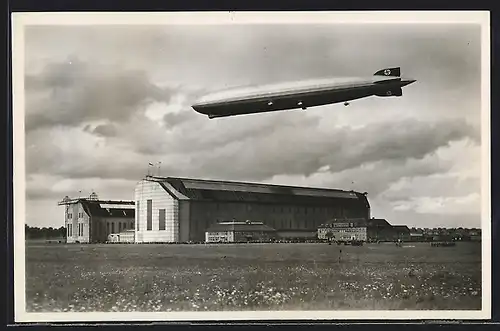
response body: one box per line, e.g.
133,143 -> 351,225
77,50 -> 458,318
119,222 -> 122,233
159,209 -> 166,230
136,201 -> 140,231
111,222 -> 115,234
107,223 -> 110,235
147,199 -> 153,231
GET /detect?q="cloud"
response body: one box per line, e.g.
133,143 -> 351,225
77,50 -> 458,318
163,110 -> 199,127
189,117 -> 479,181
26,108 -> 479,188
266,146 -> 455,194
391,193 -> 480,215
26,173 -> 138,202
25,58 -> 176,132
90,124 -> 117,137
383,174 -> 480,201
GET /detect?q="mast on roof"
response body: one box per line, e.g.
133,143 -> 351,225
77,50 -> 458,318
89,191 -> 99,201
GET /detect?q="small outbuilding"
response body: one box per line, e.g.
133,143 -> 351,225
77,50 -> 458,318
205,220 -> 277,243
107,229 -> 135,243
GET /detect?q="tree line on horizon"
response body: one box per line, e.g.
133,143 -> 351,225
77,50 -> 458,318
25,225 -> 66,240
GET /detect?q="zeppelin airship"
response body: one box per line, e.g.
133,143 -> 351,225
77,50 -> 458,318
191,67 -> 416,119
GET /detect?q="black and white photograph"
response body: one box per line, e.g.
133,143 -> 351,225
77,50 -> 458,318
12,11 -> 491,322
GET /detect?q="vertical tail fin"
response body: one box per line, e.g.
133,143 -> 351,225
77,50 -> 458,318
374,67 -> 401,77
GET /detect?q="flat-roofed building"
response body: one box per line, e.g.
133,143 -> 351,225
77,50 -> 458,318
107,229 -> 135,243
318,218 -> 368,242
205,220 -> 277,243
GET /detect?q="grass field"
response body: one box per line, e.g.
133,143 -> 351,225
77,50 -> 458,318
25,242 -> 482,312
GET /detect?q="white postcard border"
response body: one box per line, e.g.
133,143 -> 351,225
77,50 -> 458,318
11,10 -> 491,322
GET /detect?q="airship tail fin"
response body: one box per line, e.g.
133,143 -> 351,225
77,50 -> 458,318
374,67 -> 401,77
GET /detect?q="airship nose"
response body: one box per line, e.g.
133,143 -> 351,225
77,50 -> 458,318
401,79 -> 416,87
191,103 -> 204,112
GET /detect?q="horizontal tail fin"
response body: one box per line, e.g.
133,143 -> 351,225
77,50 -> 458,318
374,67 -> 401,77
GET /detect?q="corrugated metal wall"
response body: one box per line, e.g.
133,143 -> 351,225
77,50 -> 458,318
134,180 -> 180,243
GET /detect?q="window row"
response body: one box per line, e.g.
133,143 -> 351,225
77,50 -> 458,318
207,236 -> 229,242
67,212 -> 86,219
137,200 -> 168,231
333,228 -> 366,233
66,223 -> 85,237
106,221 -> 135,234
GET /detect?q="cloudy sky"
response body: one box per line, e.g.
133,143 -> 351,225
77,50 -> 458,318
23,22 -> 483,229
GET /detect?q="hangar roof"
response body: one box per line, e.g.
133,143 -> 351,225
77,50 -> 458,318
146,176 -> 369,206
78,199 -> 135,218
367,218 -> 392,228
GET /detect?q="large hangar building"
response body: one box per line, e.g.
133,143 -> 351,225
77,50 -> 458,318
134,176 -> 370,243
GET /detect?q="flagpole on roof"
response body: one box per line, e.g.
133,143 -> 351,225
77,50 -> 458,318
147,162 -> 154,177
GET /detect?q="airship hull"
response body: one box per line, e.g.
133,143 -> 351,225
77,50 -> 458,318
192,67 -> 416,119
194,84 -> 377,118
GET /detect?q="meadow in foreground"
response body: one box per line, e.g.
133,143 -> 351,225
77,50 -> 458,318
25,242 -> 481,312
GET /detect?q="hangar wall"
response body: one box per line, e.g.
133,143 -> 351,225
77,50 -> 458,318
135,180 -> 179,243
186,200 -> 367,242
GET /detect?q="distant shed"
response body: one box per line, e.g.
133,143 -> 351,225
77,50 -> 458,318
205,221 -> 277,243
